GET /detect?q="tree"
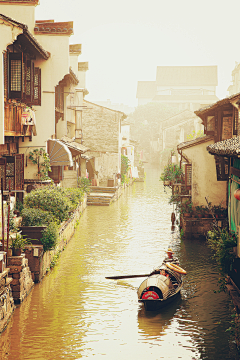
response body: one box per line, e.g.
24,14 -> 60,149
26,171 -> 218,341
128,102 -> 179,155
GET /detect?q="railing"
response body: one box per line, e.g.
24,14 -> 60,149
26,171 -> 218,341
4,100 -> 32,137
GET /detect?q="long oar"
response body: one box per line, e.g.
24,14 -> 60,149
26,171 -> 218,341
106,273 -> 151,280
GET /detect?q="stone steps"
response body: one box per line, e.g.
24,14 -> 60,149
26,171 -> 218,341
90,186 -> 116,194
87,186 -> 121,206
87,193 -> 114,206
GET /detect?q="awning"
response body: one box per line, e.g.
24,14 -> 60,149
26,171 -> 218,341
60,136 -> 89,157
47,139 -> 73,166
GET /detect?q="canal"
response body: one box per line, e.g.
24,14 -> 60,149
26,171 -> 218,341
0,166 -> 239,359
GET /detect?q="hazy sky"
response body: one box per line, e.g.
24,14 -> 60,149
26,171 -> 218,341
35,0 -> 240,107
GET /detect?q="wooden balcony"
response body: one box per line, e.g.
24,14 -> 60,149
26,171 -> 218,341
4,100 -> 32,137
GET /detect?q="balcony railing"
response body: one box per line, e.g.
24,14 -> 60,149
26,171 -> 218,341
4,100 -> 32,137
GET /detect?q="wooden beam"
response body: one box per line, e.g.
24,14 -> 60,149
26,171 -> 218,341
230,166 -> 240,178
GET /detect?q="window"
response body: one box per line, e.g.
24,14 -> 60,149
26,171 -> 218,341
214,155 -> 229,181
233,108 -> 238,135
185,164 -> 192,190
9,52 -> 23,99
7,51 -> 41,105
0,155 -> 24,191
33,68 -> 41,105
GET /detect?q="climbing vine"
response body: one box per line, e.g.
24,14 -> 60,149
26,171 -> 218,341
28,148 -> 51,180
121,154 -> 130,183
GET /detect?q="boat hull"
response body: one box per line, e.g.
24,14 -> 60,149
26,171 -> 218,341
137,267 -> 183,311
139,289 -> 181,311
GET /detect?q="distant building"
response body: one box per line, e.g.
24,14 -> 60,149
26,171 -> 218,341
228,62 -> 240,96
92,100 -> 135,115
136,66 -> 218,111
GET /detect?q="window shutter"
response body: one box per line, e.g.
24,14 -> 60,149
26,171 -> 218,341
0,157 -> 6,190
33,67 -> 41,105
9,52 -> 23,99
22,54 -> 27,100
15,154 -> 24,190
214,155 -> 229,181
3,51 -> 8,99
26,60 -> 34,103
185,164 -> 192,191
233,108 -> 238,136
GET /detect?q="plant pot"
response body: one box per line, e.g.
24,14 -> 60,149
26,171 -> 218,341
7,248 -> 12,257
19,226 -> 47,245
184,213 -> 192,218
12,248 -> 22,256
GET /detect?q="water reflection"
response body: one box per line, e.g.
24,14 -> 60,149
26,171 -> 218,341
0,166 -> 238,359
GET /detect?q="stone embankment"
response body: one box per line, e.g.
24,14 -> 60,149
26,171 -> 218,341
7,254 -> 34,304
0,182 -> 128,333
0,269 -> 15,333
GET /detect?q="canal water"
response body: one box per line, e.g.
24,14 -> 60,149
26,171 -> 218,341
0,166 -> 239,360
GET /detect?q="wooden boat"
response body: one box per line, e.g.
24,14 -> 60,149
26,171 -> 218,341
137,261 -> 185,311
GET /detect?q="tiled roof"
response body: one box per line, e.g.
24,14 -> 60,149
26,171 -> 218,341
0,0 -> 39,4
177,135 -> 214,151
195,92 -> 240,117
156,66 -> 218,86
136,81 -> 156,98
78,62 -> 89,71
152,94 -> 218,101
0,13 -> 50,59
162,110 -> 199,129
69,44 -> 82,55
61,136 -> 89,154
207,137 -> 240,157
34,21 -> 73,36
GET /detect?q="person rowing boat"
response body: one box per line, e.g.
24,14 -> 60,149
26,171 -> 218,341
163,247 -> 179,264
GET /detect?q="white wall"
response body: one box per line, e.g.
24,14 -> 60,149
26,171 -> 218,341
0,21 -> 23,143
20,34 -> 71,152
0,3 -> 36,32
183,139 -> 227,207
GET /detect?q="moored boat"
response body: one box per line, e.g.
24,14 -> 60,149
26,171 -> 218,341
137,260 -> 186,311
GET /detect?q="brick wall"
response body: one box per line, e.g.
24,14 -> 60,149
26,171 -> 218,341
82,100 -> 122,152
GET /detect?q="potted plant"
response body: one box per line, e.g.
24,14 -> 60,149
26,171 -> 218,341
160,164 -> 183,186
194,205 -> 203,218
213,204 -> 226,219
180,200 -> 193,218
10,232 -> 32,256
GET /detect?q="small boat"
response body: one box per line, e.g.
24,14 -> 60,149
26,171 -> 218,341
137,260 -> 186,311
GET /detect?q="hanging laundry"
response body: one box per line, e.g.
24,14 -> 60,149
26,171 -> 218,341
21,107 -> 37,136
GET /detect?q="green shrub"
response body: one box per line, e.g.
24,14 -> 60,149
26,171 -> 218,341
78,177 -> 91,193
24,186 -> 73,222
62,188 -> 85,210
121,154 -> 130,183
207,227 -> 237,274
160,164 -> 183,183
40,222 -> 59,251
21,207 -> 58,226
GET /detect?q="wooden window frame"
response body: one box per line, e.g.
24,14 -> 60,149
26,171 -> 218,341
33,67 -> 41,106
9,52 -> 23,99
233,108 -> 238,136
185,163 -> 192,191
7,52 -> 41,105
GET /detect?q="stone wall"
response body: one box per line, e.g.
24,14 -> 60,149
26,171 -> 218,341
82,100 -> 122,153
24,245 -> 44,283
7,255 -> 34,304
181,216 -> 228,239
93,151 -> 119,185
0,269 -> 15,333
61,170 -> 78,188
40,194 -> 87,278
